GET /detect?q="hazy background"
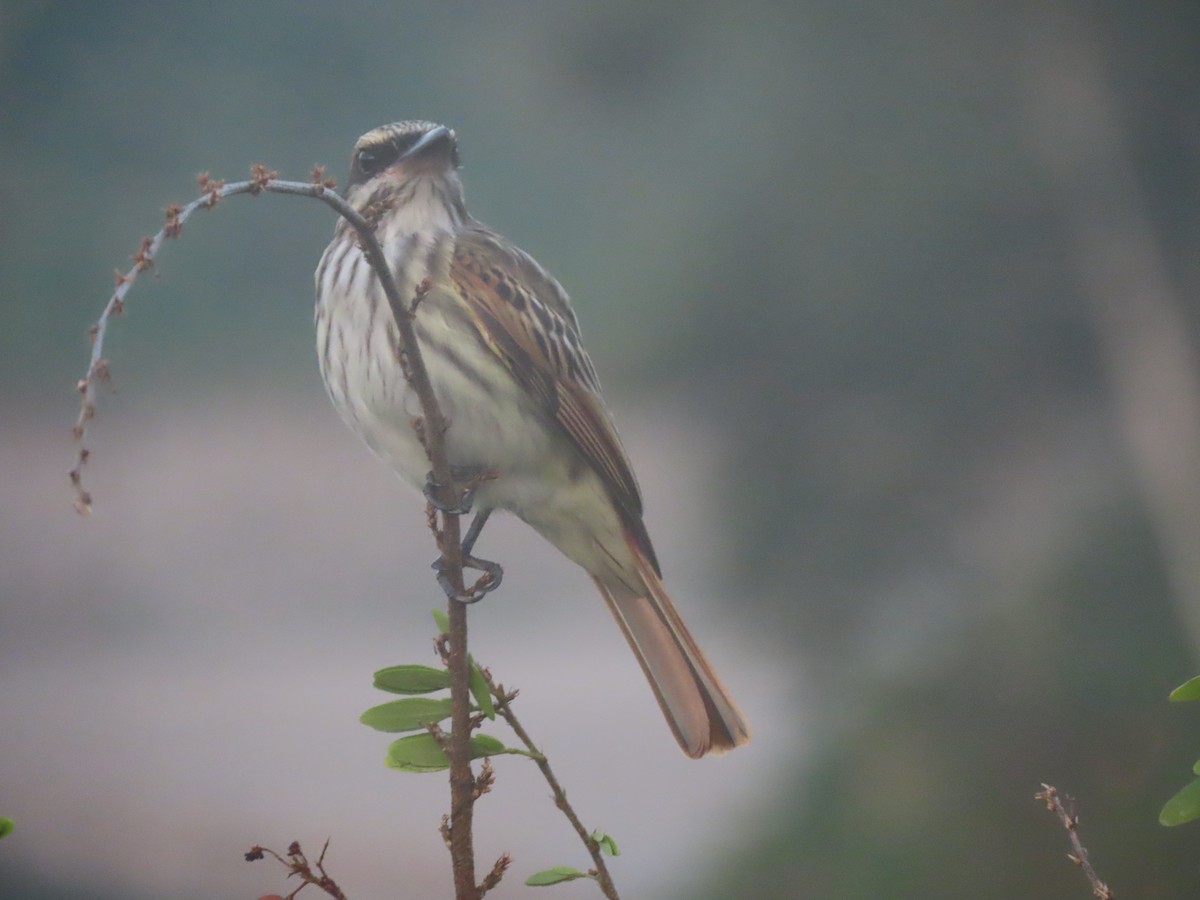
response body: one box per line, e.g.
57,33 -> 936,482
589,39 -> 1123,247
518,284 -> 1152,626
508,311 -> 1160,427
3,1 -> 1200,897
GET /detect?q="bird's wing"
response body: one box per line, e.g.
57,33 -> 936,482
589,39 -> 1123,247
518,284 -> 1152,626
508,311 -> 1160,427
448,223 -> 658,570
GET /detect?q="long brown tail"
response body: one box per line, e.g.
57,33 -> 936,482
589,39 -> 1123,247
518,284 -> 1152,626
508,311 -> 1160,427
592,544 -> 751,758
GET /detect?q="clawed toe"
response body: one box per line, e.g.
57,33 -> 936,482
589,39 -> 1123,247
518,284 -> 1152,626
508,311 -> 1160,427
429,508 -> 500,603
422,466 -> 498,516
432,554 -> 504,604
423,470 -> 476,515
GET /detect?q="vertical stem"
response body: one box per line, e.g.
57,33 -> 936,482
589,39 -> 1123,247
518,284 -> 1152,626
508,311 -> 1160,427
317,187 -> 478,898
444,525 -> 478,899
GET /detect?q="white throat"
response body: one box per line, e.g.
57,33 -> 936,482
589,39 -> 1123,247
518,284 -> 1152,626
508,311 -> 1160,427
353,175 -> 464,244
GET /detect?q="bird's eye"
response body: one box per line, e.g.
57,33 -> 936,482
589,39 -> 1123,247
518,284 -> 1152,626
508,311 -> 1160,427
356,143 -> 398,176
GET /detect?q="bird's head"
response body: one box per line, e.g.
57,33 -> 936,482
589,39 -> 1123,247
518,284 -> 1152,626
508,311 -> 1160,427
344,120 -> 466,223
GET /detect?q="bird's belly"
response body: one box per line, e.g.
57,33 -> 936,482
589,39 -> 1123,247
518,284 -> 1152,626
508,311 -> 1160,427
315,241 -> 638,587
319,293 -> 559,498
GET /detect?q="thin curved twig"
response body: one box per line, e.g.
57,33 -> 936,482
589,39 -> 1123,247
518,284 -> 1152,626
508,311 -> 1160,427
73,164 -> 479,898
492,683 -> 620,900
1035,784 -> 1114,899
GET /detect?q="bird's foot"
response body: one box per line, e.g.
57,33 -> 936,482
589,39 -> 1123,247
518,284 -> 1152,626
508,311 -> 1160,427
432,553 -> 504,604
423,466 -> 491,515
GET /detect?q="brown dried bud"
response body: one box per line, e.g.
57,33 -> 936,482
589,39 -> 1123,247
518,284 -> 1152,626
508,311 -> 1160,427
197,172 -> 226,208
133,236 -> 154,272
163,203 -> 184,239
248,163 -> 278,195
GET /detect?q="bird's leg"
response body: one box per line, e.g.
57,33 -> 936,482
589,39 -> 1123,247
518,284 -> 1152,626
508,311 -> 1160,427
459,506 -> 490,558
460,508 -> 503,596
423,465 -> 489,515
433,508 -> 503,603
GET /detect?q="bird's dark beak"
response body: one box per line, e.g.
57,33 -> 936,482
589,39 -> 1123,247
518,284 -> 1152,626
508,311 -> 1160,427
401,125 -> 453,161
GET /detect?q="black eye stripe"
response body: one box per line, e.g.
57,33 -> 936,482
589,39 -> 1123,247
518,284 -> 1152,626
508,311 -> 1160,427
351,127 -> 459,186
355,132 -> 433,177
356,142 -> 399,176
394,133 -> 423,155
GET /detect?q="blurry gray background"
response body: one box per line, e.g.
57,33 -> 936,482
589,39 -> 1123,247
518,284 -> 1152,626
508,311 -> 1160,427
3,1 -> 1200,897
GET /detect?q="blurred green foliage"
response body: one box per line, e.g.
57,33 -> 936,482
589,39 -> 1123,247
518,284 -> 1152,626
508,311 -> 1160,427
1161,676 -> 1200,826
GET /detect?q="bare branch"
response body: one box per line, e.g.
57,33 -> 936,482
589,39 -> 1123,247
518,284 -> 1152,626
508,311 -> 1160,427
1035,784 -> 1114,899
245,840 -> 348,900
71,174 -> 304,510
492,681 -> 621,900
74,165 -> 480,896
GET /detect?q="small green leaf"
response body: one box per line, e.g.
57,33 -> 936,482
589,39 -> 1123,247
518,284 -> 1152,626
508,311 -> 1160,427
0,817 -> 13,839
471,733 -> 507,756
1160,777 -> 1200,826
385,732 -> 511,772
386,733 -> 450,772
470,660 -> 496,720
361,698 -> 454,732
591,829 -> 620,857
373,665 -> 450,695
525,865 -> 590,886
1193,758 -> 1200,776
1169,675 -> 1200,702
432,608 -> 451,633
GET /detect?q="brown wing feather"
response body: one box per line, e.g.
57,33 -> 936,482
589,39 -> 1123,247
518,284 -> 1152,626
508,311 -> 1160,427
448,223 -> 659,572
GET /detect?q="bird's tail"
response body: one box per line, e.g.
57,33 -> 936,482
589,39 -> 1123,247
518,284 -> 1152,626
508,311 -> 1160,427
592,539 -> 751,758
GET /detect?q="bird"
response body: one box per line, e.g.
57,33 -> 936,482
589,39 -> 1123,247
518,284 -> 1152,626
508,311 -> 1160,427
314,120 -> 749,757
